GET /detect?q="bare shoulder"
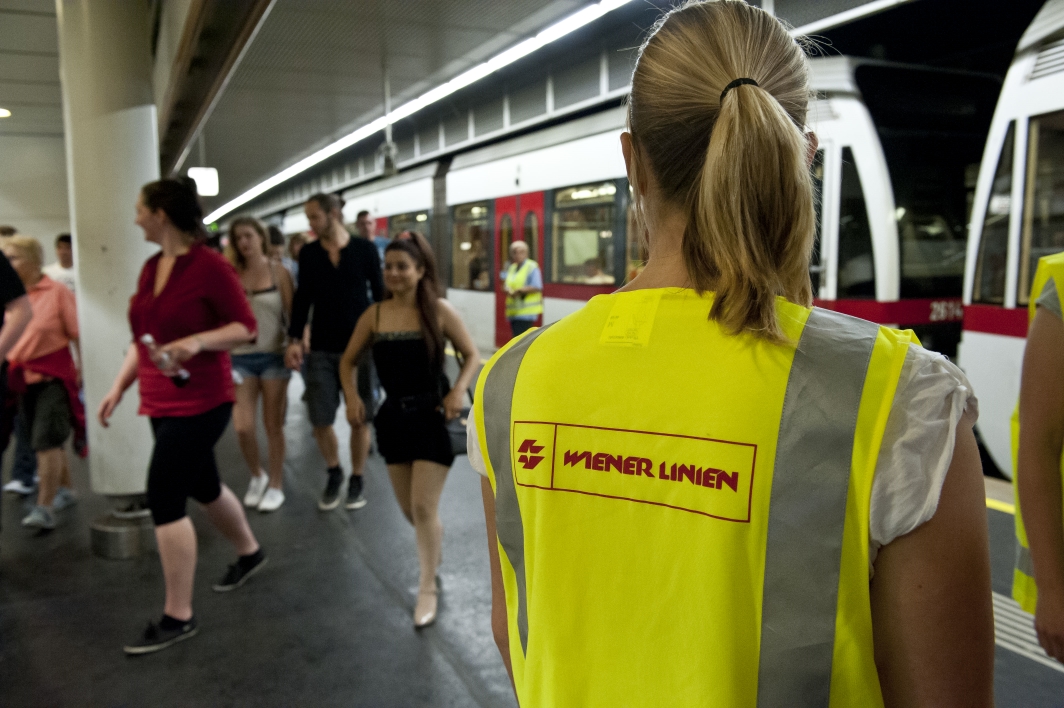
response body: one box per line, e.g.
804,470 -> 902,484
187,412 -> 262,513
436,297 -> 458,318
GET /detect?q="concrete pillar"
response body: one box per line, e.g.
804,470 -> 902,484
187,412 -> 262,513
56,0 -> 159,499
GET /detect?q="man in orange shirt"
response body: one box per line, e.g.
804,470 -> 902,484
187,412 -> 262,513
1,236 -> 81,530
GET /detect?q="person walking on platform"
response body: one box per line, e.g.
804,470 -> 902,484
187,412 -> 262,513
0,248 -> 34,500
1013,251 -> 1064,664
340,233 -> 479,628
470,2 -> 994,705
98,178 -> 266,655
502,241 -> 542,339
227,217 -> 294,513
286,193 -> 383,512
1,236 -> 80,530
42,233 -> 77,293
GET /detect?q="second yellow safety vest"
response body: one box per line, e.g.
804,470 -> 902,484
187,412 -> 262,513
1012,251 -> 1064,614
474,288 -> 915,707
504,260 -> 543,319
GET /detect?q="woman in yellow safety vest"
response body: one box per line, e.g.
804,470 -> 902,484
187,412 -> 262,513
468,2 -> 994,706
1014,252 -> 1064,664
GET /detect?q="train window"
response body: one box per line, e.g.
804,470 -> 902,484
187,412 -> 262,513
1019,111 -> 1064,304
552,182 -> 617,284
451,203 -> 491,291
499,214 -> 514,260
974,122 -> 1015,305
810,149 -> 825,295
522,212 -> 539,262
389,211 -> 430,239
837,148 -> 876,298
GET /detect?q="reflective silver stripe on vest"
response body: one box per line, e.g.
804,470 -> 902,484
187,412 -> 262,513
482,325 -> 554,654
1016,543 -> 1035,576
756,308 -> 879,708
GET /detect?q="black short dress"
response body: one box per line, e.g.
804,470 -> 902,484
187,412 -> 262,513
372,326 -> 455,468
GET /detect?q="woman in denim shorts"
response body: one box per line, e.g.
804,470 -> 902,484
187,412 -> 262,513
227,217 -> 294,512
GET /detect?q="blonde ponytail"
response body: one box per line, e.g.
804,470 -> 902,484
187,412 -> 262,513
628,0 -> 815,342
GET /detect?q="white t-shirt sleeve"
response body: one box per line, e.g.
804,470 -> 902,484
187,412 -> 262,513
468,410 -> 488,476
867,345 -> 978,565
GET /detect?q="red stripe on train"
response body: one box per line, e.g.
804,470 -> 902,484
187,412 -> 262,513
543,283 -> 617,300
813,298 -> 964,327
962,304 -> 1028,338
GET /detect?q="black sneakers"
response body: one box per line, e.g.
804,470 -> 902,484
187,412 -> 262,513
124,616 -> 198,655
213,548 -> 268,592
345,474 -> 367,510
319,467 -> 343,510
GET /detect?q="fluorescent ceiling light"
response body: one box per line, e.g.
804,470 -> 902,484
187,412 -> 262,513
188,167 -> 220,196
205,0 -> 634,223
0,108 -> 10,118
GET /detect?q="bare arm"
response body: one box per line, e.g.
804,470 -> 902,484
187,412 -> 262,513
0,294 -> 31,361
339,305 -> 376,424
439,298 -> 480,418
482,476 -> 516,693
98,343 -> 139,427
1018,306 -> 1064,662
154,322 -> 254,374
276,262 -> 294,319
870,422 -> 994,707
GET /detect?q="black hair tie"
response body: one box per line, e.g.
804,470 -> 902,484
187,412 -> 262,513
720,77 -> 759,103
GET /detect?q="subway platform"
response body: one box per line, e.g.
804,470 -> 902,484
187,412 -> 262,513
3,374 -> 1064,706
0,373 -> 516,708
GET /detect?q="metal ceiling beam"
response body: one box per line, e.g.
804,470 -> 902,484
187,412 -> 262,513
158,0 -> 274,175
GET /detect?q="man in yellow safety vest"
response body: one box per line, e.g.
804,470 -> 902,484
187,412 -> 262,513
502,241 -> 542,340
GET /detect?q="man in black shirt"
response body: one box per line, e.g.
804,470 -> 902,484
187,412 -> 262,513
286,193 -> 383,511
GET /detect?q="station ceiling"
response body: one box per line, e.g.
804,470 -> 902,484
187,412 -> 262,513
0,0 -> 61,138
196,0 -> 594,213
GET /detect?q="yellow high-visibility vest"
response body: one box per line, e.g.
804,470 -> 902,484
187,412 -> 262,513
474,289 -> 914,707
504,260 -> 543,319
1012,251 -> 1064,614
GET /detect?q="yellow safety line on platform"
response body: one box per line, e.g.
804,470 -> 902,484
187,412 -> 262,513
987,497 -> 1015,515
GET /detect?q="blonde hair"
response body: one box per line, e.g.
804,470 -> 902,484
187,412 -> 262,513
226,216 -> 269,270
628,0 -> 815,342
2,235 -> 43,271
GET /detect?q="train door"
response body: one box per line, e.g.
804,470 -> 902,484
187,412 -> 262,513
493,192 -> 546,347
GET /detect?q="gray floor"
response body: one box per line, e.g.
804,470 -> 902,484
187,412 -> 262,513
0,374 -> 517,708
4,374 -> 1064,706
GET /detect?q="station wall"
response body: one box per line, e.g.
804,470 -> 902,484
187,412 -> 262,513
0,134 -> 71,253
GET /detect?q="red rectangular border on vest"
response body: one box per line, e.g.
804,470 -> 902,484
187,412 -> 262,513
511,420 -> 757,523
962,303 -> 1028,338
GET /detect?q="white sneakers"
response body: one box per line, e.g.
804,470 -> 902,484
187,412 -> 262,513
244,472 -> 285,512
243,473 -> 269,508
257,487 -> 285,512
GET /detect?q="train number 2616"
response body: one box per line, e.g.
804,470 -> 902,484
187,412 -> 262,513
929,299 -> 964,322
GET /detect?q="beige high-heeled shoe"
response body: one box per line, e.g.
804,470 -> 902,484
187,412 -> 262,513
414,588 -> 438,629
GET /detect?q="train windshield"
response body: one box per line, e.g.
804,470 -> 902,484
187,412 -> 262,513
973,122 -> 1015,305
856,64 -> 999,298
552,182 -> 617,285
1019,110 -> 1064,304
451,202 -> 492,291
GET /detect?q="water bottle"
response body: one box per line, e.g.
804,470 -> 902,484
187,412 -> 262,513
140,334 -> 191,388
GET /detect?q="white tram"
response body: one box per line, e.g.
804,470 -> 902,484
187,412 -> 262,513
961,0 -> 1064,477
274,54 -> 995,356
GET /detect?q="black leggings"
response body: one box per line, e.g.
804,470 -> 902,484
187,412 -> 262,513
147,403 -> 232,526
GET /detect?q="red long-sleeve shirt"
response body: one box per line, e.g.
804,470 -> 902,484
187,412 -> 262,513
129,244 -> 257,418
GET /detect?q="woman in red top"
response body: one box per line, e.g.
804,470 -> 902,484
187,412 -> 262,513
97,177 -> 267,655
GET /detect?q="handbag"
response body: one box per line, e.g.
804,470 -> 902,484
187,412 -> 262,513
440,352 -> 475,456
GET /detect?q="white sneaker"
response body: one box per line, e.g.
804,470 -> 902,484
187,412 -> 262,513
258,487 -> 285,512
3,479 -> 35,495
243,473 -> 268,508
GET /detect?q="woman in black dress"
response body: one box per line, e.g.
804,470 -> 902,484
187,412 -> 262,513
340,233 -> 479,628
